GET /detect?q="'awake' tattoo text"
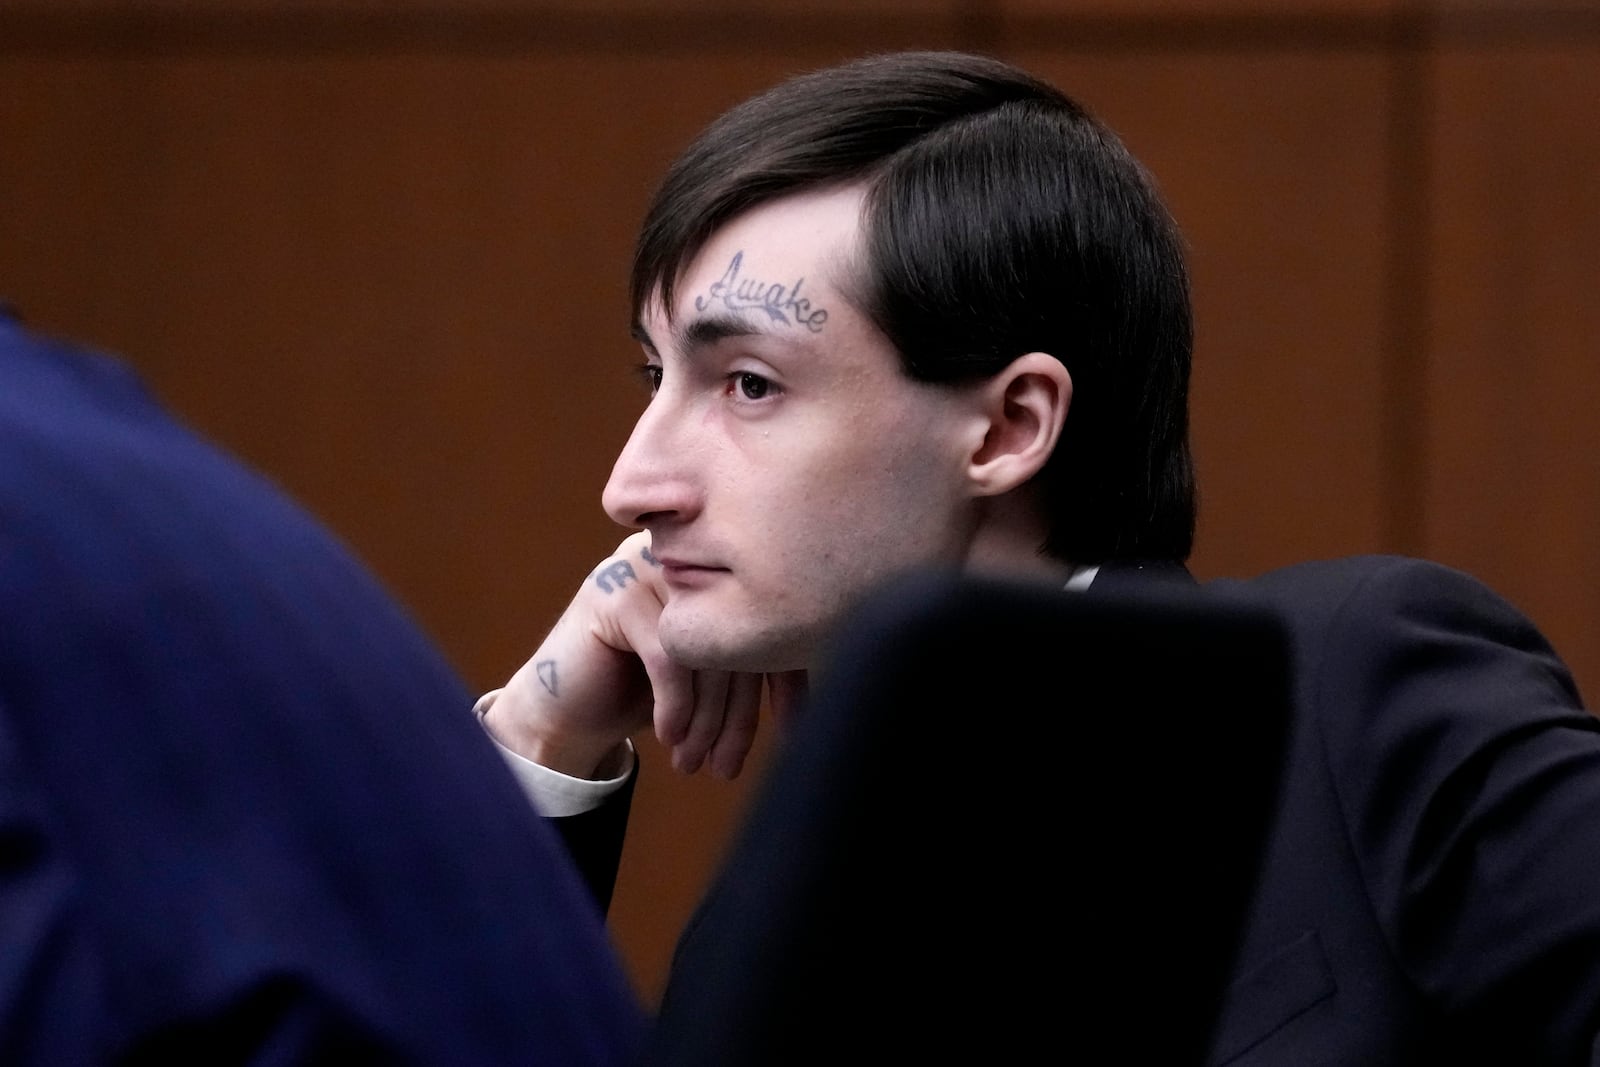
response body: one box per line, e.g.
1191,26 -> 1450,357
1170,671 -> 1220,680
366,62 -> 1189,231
694,251 -> 828,333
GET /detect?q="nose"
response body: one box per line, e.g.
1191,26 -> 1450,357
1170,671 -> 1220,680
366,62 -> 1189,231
602,399 -> 702,530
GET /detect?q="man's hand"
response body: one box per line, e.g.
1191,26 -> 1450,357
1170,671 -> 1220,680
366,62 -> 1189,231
484,532 -> 803,780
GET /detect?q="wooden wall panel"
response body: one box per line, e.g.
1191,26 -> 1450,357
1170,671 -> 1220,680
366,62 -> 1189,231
1430,1 -> 1600,11
0,0 -> 955,12
1422,41 -> 1600,701
1005,47 -> 1396,581
1000,0 -> 1401,16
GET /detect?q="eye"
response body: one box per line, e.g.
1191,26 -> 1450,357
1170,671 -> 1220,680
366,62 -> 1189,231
635,363 -> 663,394
730,372 -> 774,400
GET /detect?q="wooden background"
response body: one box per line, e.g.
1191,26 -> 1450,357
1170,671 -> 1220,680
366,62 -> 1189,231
3,0 -> 1597,1005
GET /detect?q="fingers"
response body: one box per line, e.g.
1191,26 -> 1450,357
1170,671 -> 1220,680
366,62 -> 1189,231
667,669 -> 765,778
705,672 -> 763,780
614,599 -> 696,747
669,669 -> 729,773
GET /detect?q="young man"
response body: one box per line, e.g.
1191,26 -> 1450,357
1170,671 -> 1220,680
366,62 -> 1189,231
479,51 -> 1600,1063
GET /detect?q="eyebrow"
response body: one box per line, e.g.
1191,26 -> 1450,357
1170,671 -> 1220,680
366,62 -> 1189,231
629,323 -> 658,358
630,312 -> 782,362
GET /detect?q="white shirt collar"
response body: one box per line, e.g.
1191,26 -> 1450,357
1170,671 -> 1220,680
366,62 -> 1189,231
1064,564 -> 1099,592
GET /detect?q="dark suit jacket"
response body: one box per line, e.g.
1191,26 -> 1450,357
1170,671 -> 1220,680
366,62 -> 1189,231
563,555 -> 1600,1065
1197,555 -> 1600,1065
0,314 -> 645,1064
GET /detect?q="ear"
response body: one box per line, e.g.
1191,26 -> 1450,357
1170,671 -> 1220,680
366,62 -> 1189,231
965,352 -> 1072,497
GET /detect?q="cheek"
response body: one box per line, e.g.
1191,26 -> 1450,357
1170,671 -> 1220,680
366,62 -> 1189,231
848,403 -> 966,500
716,386 -> 970,552
767,416 -> 963,553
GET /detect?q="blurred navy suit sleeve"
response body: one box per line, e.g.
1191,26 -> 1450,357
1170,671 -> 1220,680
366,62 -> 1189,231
0,314 -> 644,1064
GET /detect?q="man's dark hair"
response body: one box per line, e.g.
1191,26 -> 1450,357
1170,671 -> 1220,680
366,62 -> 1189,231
631,50 -> 1196,563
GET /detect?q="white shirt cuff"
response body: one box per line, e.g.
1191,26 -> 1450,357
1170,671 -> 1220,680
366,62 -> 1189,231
472,689 -> 635,818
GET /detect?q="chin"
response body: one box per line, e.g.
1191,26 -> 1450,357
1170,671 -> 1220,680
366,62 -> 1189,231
658,614 -> 815,673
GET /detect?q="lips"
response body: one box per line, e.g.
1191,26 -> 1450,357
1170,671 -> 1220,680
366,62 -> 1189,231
651,555 -> 729,584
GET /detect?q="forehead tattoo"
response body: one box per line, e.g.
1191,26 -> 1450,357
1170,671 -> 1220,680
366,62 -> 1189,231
692,251 -> 829,334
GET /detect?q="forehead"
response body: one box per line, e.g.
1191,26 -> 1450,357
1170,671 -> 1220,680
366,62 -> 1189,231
644,184 -> 868,339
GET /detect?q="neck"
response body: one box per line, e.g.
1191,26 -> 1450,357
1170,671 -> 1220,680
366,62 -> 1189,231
963,501 -> 1078,586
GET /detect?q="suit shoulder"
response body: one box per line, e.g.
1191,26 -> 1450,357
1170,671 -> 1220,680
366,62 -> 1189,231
1208,554 -> 1567,686
1211,554 -> 1512,617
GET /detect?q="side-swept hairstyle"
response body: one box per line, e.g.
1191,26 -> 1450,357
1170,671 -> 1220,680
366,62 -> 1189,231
631,50 -> 1196,563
